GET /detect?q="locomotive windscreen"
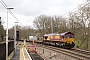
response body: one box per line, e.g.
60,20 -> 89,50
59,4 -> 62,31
65,32 -> 74,38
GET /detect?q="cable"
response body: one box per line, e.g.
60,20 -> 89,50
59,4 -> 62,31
0,0 -> 90,26
1,0 -> 7,7
0,0 -> 7,8
9,10 -> 24,26
0,0 -> 24,26
62,1 -> 90,17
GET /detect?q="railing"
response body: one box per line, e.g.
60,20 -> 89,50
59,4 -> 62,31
0,41 -> 14,60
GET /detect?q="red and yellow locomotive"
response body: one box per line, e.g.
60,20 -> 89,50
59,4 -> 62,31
43,32 -> 75,49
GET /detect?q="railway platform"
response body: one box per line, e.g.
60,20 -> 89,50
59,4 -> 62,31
9,45 -> 32,60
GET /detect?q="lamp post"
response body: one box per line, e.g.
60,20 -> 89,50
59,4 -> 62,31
14,22 -> 18,52
6,7 -> 13,60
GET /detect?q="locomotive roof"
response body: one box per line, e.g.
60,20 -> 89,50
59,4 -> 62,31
44,33 -> 59,36
44,32 -> 74,36
59,32 -> 74,35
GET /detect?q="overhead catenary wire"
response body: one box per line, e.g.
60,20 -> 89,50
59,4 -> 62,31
0,0 -> 90,27
62,1 -> 90,17
1,0 -> 7,7
8,10 -> 24,26
0,0 -> 24,26
0,0 -> 7,8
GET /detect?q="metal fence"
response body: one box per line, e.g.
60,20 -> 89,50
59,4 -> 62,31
0,41 -> 14,60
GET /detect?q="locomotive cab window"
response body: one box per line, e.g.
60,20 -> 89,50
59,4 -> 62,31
44,36 -> 48,39
62,36 -> 64,38
65,35 -> 69,38
69,35 -> 74,38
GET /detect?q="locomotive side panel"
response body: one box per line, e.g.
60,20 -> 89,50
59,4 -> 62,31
43,35 -> 64,42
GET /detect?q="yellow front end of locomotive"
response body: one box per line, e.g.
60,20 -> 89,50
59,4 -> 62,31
64,38 -> 75,44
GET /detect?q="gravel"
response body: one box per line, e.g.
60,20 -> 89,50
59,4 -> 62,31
36,46 -> 79,60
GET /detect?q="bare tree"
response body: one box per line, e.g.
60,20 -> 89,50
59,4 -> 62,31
33,15 -> 51,36
0,17 -> 5,41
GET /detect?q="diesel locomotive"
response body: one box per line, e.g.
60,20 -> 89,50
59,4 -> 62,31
43,32 -> 75,49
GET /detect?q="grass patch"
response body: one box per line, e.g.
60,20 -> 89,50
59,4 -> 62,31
74,39 -> 90,51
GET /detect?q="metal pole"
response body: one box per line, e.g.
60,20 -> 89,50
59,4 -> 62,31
43,22 -> 44,35
27,29 -> 28,40
6,7 -> 13,60
6,8 -> 8,60
14,22 -> 18,52
51,18 -> 53,33
14,22 -> 16,52
43,46 -> 44,54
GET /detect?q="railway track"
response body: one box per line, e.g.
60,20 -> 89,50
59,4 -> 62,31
26,42 -> 44,60
37,44 -> 90,60
71,48 -> 90,56
26,42 -> 90,60
29,52 -> 44,60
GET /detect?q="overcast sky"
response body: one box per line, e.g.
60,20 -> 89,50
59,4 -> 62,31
0,0 -> 85,29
